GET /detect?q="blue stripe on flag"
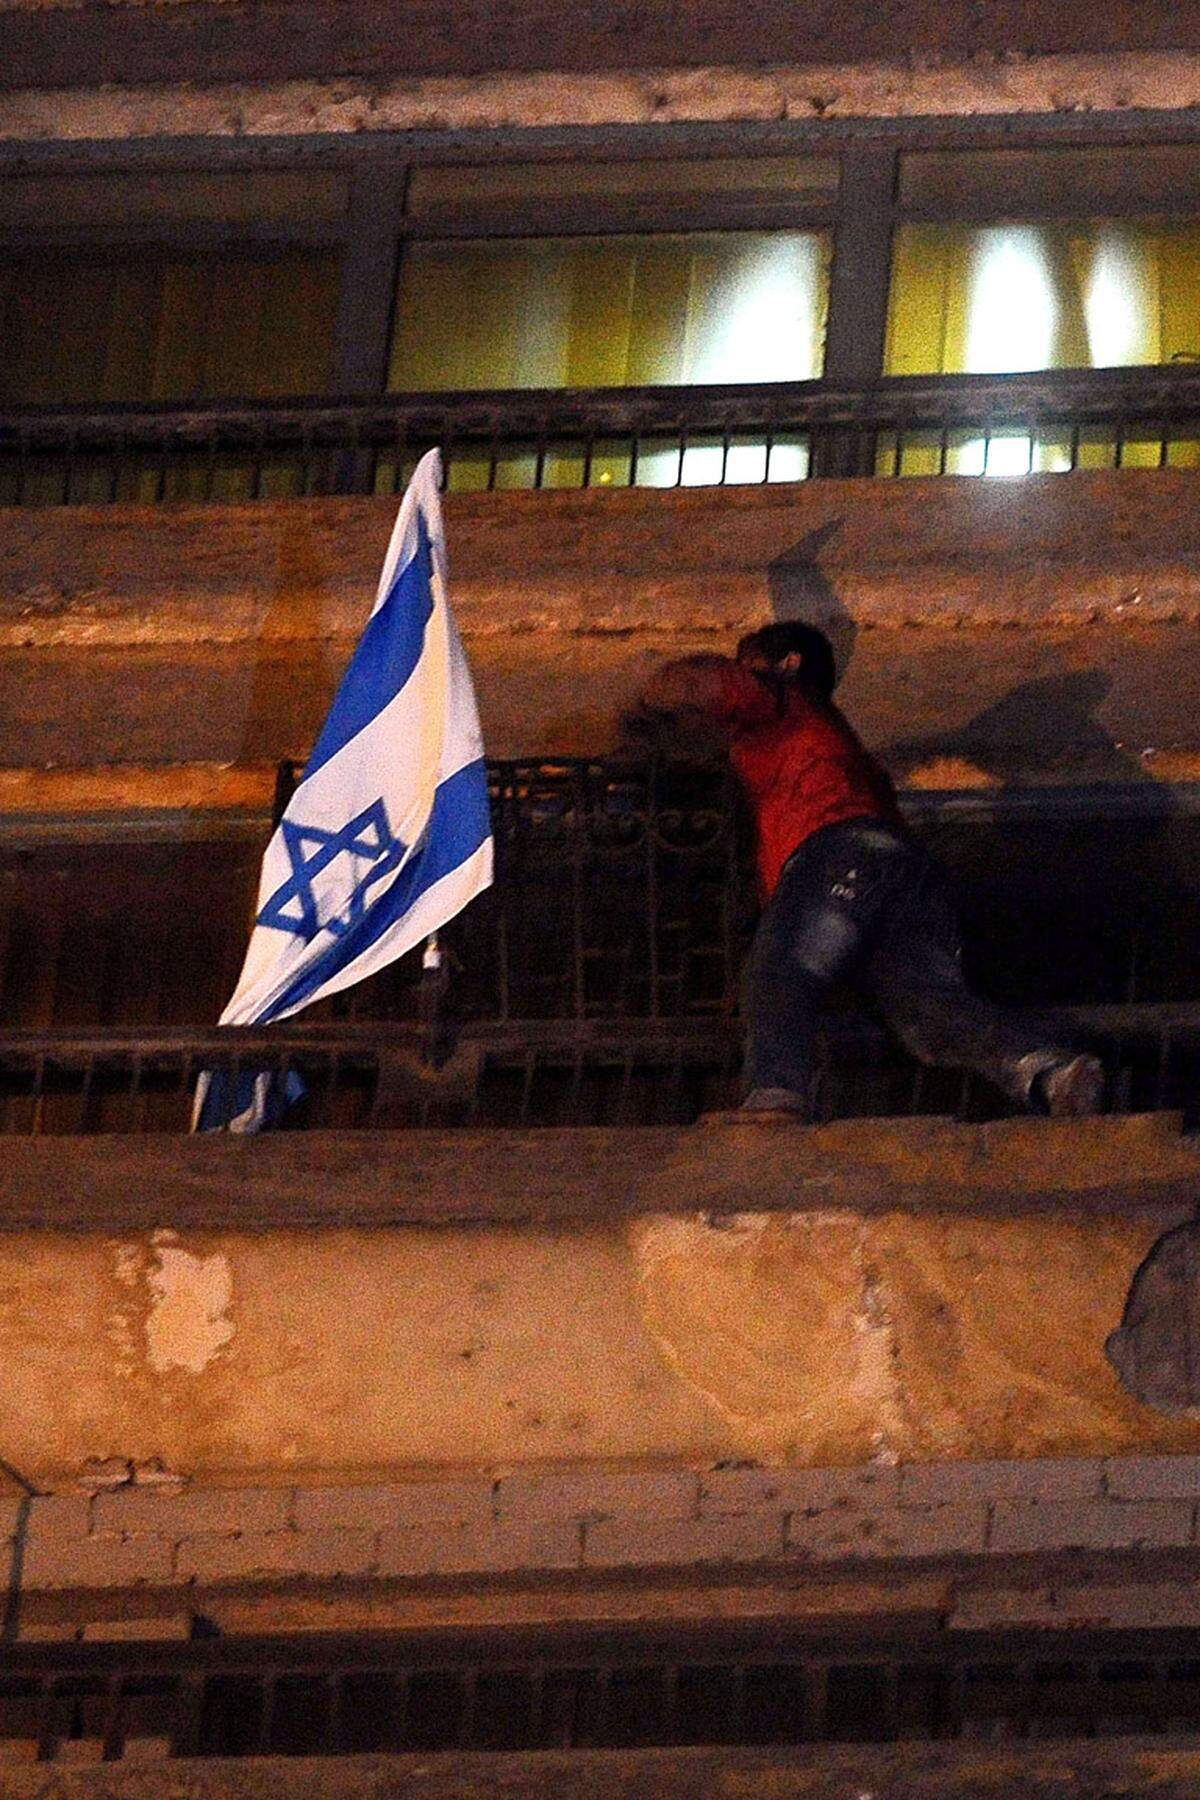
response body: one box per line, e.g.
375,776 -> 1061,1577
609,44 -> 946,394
302,513 -> 436,785
259,756 -> 491,1023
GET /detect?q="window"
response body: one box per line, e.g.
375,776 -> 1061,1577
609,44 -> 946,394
389,232 -> 830,393
0,248 -> 340,405
882,145 -> 1200,475
885,218 -> 1200,379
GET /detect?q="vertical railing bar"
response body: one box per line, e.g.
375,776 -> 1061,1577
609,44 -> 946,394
31,1053 -> 46,1137
518,1049 -> 536,1126
629,434 -> 640,487
102,1672 -> 124,1764
457,1669 -> 478,1750
527,1666 -> 545,1750
257,1672 -> 277,1755
728,1663 -> 746,1744
661,1663 -> 679,1745
804,1662 -> 828,1742
1156,1028 -> 1172,1112
393,1670 -> 410,1750
594,1667 -> 612,1748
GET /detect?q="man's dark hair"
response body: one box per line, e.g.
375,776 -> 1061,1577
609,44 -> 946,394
736,622 -> 838,700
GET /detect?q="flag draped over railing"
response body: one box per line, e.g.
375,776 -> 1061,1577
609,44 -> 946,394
193,448 -> 493,1132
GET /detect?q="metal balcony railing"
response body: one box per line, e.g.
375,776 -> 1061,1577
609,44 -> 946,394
9,1625 -> 1200,1760
1,1003 -> 1199,1135
4,365 -> 1200,505
3,769 -> 1200,1133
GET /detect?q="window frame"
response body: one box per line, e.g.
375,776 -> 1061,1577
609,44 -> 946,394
3,114 -> 1200,410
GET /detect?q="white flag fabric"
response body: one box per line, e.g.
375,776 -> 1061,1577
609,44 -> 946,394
194,449 -> 492,1128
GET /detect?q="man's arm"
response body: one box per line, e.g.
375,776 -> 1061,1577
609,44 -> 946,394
638,653 -> 778,726
623,653 -> 777,758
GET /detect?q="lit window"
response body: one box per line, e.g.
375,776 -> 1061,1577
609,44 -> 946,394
389,233 -> 831,392
886,218 -> 1200,376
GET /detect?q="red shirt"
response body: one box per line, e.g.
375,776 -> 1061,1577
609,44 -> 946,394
638,654 -> 902,896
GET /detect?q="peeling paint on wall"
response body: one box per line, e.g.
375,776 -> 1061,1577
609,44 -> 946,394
144,1231 -> 234,1376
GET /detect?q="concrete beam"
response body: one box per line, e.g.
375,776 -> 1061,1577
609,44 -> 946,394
4,473 -> 1200,776
2,1739 -> 1200,1799
0,1116 -> 1197,1484
1,1113 -> 1196,1231
1,0 -> 1200,93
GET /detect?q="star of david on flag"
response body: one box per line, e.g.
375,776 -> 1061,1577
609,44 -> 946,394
260,801 -> 408,944
193,448 -> 493,1132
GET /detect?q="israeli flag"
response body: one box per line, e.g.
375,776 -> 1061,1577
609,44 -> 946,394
194,449 -> 492,1131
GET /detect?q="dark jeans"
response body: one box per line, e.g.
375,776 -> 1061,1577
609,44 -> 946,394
743,817 -> 1068,1111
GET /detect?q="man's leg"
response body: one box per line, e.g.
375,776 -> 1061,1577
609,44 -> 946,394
742,824 -> 895,1113
862,860 -> 1102,1115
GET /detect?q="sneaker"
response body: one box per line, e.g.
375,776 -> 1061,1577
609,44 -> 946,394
740,1086 -> 809,1116
1039,1054 -> 1105,1118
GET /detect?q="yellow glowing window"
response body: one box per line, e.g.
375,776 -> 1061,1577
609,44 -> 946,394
389,232 -> 831,391
885,218 -> 1200,376
0,249 -> 340,404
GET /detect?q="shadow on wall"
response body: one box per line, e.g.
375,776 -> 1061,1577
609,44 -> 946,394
765,530 -> 1148,791
237,511 -> 340,769
766,522 -> 858,683
884,669 -> 1150,789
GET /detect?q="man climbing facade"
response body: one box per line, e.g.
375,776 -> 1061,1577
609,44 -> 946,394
633,622 -> 1103,1117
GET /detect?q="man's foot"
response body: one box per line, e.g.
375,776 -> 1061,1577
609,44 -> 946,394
740,1086 -> 809,1115
1038,1054 -> 1105,1118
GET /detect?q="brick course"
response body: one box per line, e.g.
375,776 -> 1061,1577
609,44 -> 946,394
990,1498 -> 1196,1554
376,1519 -> 580,1577
94,1486 -> 291,1539
583,1511 -> 784,1569
786,1503 -> 988,1562
21,1533 -> 173,1592
497,1468 -> 698,1524
899,1458 -> 1104,1505
293,1479 -> 495,1534
12,1456 -> 1200,1604
1103,1456 -> 1200,1501
176,1529 -> 378,1584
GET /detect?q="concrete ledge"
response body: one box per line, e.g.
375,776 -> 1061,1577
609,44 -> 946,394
1,1113 -> 1195,1231
5,1738 -> 1200,1799
0,1115 -> 1198,1484
8,1453 -> 1200,1612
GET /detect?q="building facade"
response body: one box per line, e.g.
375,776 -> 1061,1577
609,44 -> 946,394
3,2 -> 1200,1793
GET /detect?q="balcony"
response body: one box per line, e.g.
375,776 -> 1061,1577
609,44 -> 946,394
3,764 -> 1200,1134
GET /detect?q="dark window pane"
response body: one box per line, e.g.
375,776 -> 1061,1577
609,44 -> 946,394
0,248 -> 340,402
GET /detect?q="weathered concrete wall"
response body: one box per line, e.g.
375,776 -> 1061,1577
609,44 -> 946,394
2,472 -> 1199,788
9,51 -> 1200,138
4,0 -> 1200,102
1,1115 -> 1198,1487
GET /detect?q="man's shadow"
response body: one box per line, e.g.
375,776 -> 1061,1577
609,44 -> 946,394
885,668 -> 1140,788
766,521 -> 858,684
